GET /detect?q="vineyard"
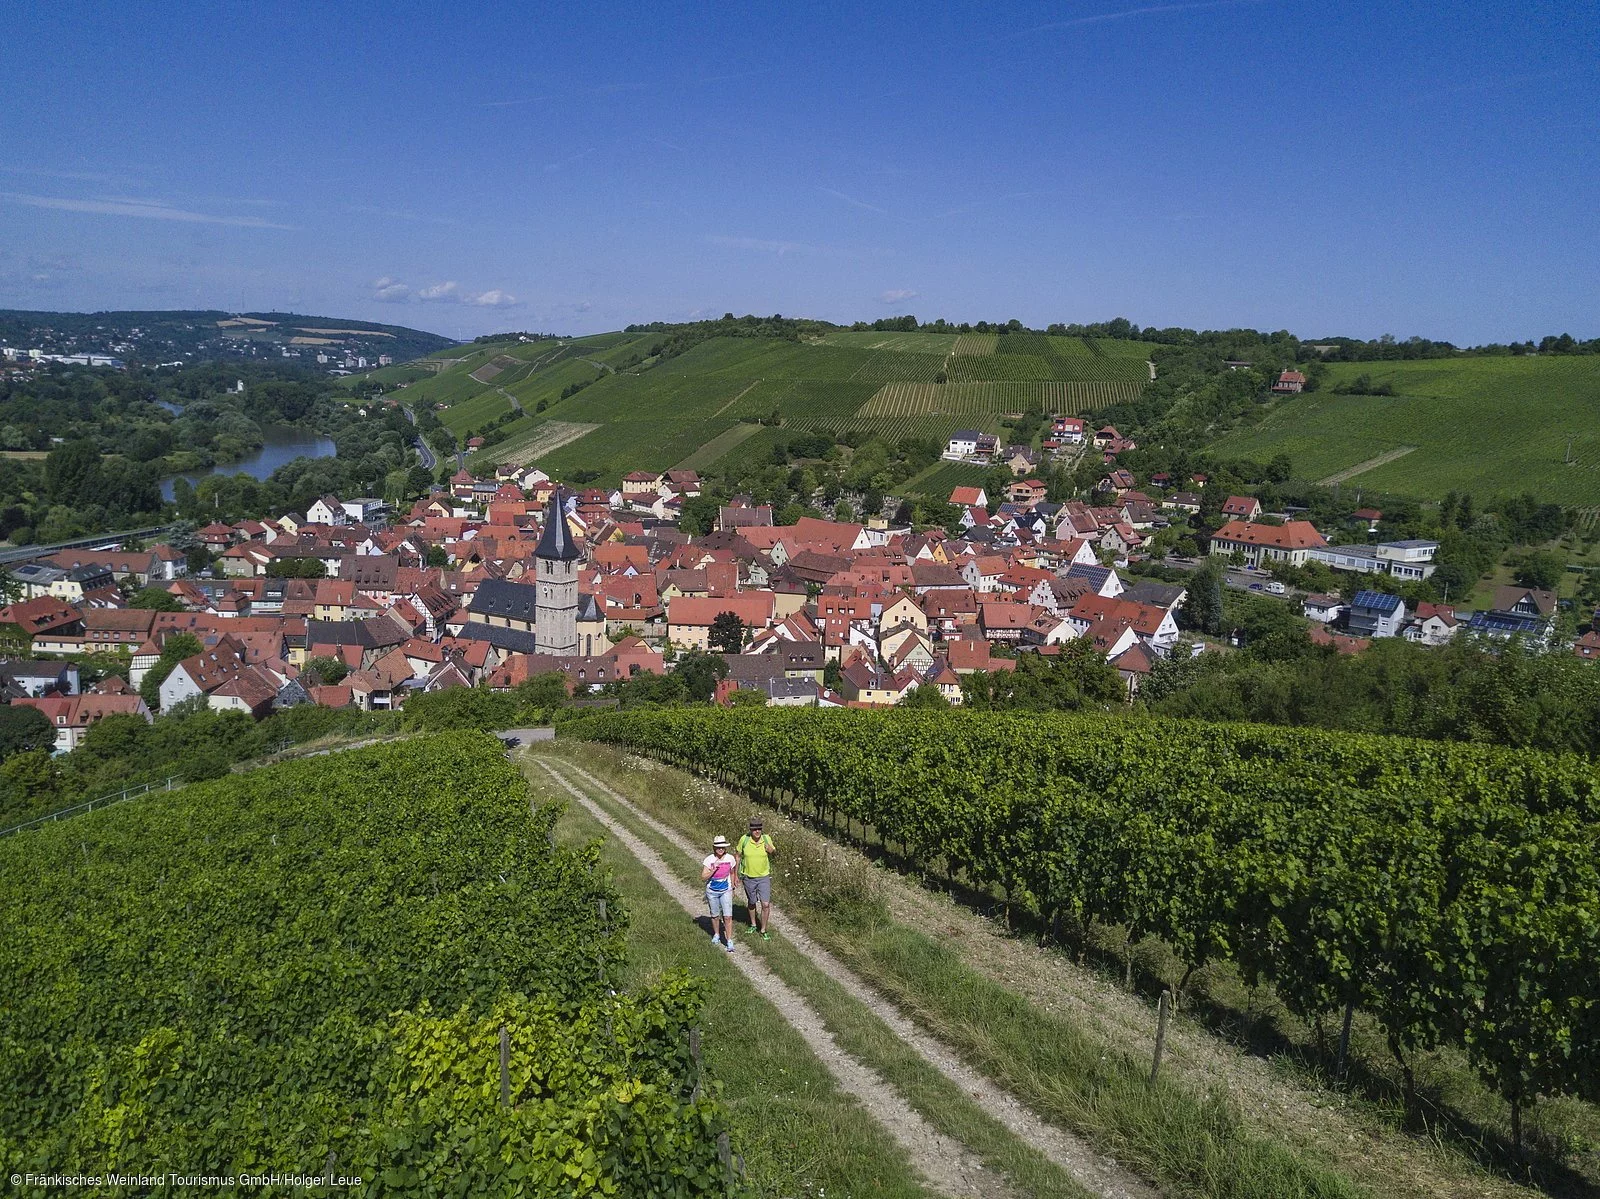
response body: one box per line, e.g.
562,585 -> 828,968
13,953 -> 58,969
898,459 -> 993,499
952,332 -> 999,356
0,733 -> 741,1195
858,380 -> 1142,417
1208,356 -> 1600,505
573,708 -> 1600,1150
357,328 -> 1148,484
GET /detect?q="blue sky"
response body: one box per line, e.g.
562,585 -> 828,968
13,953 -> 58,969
3,1 -> 1596,343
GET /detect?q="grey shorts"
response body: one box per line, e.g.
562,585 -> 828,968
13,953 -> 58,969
743,875 -> 771,904
706,885 -> 733,918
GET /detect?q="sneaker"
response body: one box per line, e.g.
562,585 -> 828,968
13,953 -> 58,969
762,932 -> 771,942
723,940 -> 735,953
743,924 -> 758,935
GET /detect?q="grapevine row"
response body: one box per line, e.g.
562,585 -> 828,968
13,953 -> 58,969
0,733 -> 738,1196
574,708 -> 1600,1137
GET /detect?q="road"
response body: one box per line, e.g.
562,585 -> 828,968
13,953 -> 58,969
401,404 -> 437,470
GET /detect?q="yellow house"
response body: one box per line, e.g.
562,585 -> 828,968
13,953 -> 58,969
878,594 -> 928,635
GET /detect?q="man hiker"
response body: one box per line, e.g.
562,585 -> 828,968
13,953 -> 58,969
737,818 -> 777,939
701,835 -> 740,952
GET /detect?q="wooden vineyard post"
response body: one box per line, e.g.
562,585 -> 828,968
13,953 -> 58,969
1149,989 -> 1171,1086
1335,998 -> 1354,1081
716,1131 -> 732,1188
689,1026 -> 703,1103
498,1024 -> 511,1110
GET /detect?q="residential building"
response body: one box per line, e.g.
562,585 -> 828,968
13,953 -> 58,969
1346,590 -> 1406,639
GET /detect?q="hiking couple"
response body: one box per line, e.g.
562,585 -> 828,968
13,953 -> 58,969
701,818 -> 776,952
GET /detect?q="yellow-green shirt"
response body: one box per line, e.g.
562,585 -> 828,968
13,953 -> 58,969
737,833 -> 774,878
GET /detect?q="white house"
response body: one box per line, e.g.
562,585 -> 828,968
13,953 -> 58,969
944,429 -> 983,459
1302,594 -> 1344,624
305,495 -> 344,526
1346,590 -> 1406,639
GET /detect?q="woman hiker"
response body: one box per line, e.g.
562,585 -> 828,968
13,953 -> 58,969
702,834 -> 740,952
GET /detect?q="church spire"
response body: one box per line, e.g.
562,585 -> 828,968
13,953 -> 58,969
535,488 -> 579,561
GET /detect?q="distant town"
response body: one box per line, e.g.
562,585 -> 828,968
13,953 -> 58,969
1,429 -> 1572,753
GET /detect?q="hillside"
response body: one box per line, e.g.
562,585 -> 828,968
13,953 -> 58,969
1207,356 -> 1600,505
0,308 -> 456,366
353,325 -> 1158,484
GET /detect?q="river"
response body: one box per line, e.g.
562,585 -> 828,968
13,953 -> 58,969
155,401 -> 337,500
159,428 -> 338,500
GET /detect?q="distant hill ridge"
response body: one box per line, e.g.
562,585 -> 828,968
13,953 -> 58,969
0,308 -> 457,366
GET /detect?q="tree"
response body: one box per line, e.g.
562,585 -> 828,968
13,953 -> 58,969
898,682 -> 951,709
139,632 -> 204,712
673,650 -> 728,703
1182,559 -> 1225,636
304,656 -> 349,686
1514,549 -> 1566,592
679,496 -> 721,536
727,687 -> 767,707
127,586 -> 184,612
43,438 -> 101,503
708,612 -> 745,655
0,704 -> 53,761
425,545 -> 449,568
516,672 -> 571,713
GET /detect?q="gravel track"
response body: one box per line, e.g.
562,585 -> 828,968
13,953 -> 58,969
536,753 -> 1156,1199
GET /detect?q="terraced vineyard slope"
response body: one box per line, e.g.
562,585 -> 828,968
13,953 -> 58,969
1208,356 -> 1600,504
350,327 -> 1156,485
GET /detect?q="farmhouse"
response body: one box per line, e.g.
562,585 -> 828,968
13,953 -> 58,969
1272,370 -> 1307,394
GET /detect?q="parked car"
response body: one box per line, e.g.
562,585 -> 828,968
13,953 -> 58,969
1249,583 -> 1264,591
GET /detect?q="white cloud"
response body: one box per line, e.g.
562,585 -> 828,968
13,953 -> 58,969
0,191 -> 296,229
878,288 -> 919,304
370,277 -> 517,307
371,276 -> 411,302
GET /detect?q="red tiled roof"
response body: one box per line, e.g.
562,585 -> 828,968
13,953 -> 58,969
1211,519 -> 1326,551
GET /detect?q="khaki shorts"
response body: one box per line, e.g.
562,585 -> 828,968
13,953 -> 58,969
743,875 -> 771,904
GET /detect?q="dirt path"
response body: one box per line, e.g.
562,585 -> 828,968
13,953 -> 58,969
711,379 -> 763,418
529,757 -> 1010,1199
538,754 -> 1157,1199
1318,445 -> 1417,485
495,386 -> 523,414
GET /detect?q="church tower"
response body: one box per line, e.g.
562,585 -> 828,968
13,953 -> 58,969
534,489 -> 580,656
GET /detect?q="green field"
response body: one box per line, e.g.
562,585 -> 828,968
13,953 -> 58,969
354,327 -> 1147,485
1209,357 -> 1600,504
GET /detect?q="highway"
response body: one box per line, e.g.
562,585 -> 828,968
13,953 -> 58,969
402,404 -> 437,470
0,525 -> 175,566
